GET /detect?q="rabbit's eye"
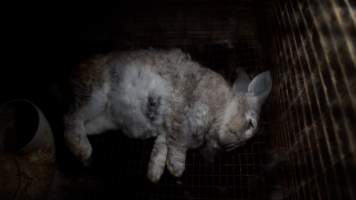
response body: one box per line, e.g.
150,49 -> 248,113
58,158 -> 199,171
248,120 -> 255,128
229,129 -> 237,135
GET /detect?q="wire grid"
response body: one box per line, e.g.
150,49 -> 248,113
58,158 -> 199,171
263,0 -> 356,199
86,134 -> 266,200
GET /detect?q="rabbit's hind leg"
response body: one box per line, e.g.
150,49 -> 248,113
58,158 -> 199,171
64,112 -> 93,165
64,96 -> 107,165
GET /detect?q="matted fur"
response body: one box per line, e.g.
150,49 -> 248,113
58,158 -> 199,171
63,48 -> 272,183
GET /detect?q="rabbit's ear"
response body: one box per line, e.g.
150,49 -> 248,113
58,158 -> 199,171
248,71 -> 272,105
233,68 -> 251,94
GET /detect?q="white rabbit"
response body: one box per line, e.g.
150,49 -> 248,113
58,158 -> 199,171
63,48 -> 272,183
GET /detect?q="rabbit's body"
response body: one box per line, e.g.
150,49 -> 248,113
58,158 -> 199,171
64,49 -> 272,183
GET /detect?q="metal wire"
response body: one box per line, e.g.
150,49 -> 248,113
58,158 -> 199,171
264,0 -> 356,199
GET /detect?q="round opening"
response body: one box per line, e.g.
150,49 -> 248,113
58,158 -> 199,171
0,100 -> 39,152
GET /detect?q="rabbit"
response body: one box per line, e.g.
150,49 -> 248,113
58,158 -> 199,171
63,48 -> 272,183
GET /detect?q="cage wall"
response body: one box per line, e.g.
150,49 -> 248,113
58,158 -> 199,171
257,0 -> 356,199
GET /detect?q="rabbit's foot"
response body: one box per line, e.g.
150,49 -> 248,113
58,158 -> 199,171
167,148 -> 186,177
65,133 -> 93,165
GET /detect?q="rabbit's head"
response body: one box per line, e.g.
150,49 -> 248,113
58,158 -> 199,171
218,70 -> 272,151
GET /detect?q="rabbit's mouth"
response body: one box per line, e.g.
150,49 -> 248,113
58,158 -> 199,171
224,143 -> 238,151
223,143 -> 240,151
223,141 -> 246,152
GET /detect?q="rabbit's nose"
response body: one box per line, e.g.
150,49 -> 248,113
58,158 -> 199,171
229,129 -> 238,134
217,135 -> 226,146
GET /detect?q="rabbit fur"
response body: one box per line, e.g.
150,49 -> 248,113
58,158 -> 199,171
63,48 -> 272,183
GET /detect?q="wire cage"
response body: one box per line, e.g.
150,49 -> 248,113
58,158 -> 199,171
258,0 -> 356,199
0,0 -> 355,200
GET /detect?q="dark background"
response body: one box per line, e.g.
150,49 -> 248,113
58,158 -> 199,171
2,0 -> 355,199
0,0 -> 271,104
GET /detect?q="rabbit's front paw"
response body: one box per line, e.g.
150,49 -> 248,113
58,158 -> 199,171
167,158 -> 185,177
167,153 -> 186,177
147,164 -> 164,183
